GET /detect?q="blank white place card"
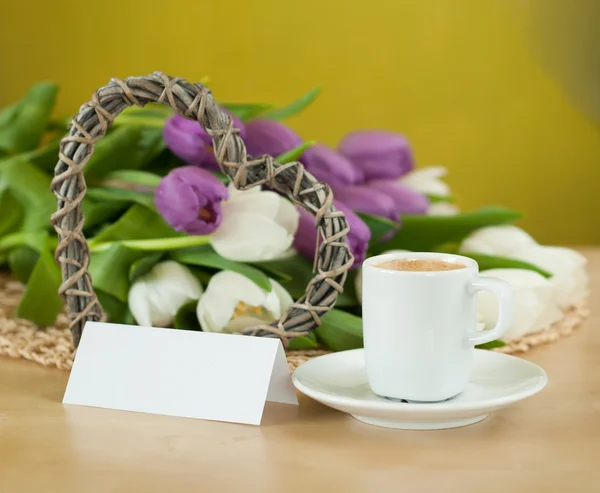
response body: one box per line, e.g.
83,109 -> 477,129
63,322 -> 298,425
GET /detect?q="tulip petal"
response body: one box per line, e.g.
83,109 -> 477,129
302,144 -> 363,187
144,262 -> 203,324
197,288 -> 237,332
155,166 -> 228,235
427,202 -> 459,216
403,165 -> 448,182
270,278 -> 294,315
226,315 -> 270,332
163,116 -> 215,168
244,119 -> 303,158
512,245 -> 589,307
211,211 -> 293,262
338,131 -> 414,180
274,196 -> 300,235
128,281 -> 153,327
460,225 -> 538,257
128,261 -> 202,328
333,185 -> 399,222
222,189 -> 299,237
293,207 -> 318,261
197,270 -> 286,333
478,268 -> 559,340
208,270 -> 268,307
399,166 -> 451,197
366,180 -> 430,214
163,114 -> 245,171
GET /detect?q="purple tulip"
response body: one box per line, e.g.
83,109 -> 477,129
301,144 -> 363,187
294,200 -> 371,269
244,119 -> 303,158
338,131 -> 415,181
366,180 -> 429,215
155,166 -> 228,235
163,113 -> 245,171
332,185 -> 400,222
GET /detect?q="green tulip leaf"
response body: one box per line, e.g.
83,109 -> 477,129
357,213 -> 398,243
0,157 -> 55,231
0,82 -> 59,154
27,138 -> 61,173
0,231 -> 51,253
116,105 -> 172,123
92,236 -> 211,253
8,247 -> 40,284
463,253 -> 552,278
274,141 -> 315,164
314,308 -> 363,352
0,189 -> 24,237
172,245 -> 272,292
262,87 -> 321,121
103,169 -> 162,189
124,309 -> 136,326
89,204 -> 181,245
138,127 -> 167,165
96,289 -> 128,324
90,244 -> 148,302
84,126 -> 142,180
287,332 -> 318,350
220,102 -> 275,121
173,300 -> 202,331
87,187 -> 156,210
82,198 -> 129,235
476,340 -> 507,350
376,207 -> 522,253
15,237 -> 63,326
84,126 -> 165,181
211,171 -> 230,184
187,266 -> 214,286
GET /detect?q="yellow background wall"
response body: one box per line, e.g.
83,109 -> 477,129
1,1 -> 599,244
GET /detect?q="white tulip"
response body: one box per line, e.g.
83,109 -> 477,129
210,185 -> 299,262
477,268 -> 563,341
128,261 -> 203,328
512,245 -> 589,307
197,270 -> 293,333
400,166 -> 459,216
399,166 -> 451,197
354,249 -> 411,304
427,202 -> 459,216
460,225 -> 588,307
460,225 -> 538,257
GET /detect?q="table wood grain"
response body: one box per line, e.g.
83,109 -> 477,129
1,249 -> 599,493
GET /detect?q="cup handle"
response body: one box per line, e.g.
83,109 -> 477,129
467,277 -> 515,345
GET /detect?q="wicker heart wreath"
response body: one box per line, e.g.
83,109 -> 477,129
51,72 -> 353,348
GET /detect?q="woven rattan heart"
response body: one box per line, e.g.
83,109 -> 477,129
50,72 -> 352,347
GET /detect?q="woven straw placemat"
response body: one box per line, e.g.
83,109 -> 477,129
0,273 -> 589,372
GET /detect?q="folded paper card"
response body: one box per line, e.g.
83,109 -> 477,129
63,322 -> 298,425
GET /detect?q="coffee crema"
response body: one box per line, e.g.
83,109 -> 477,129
376,259 -> 465,272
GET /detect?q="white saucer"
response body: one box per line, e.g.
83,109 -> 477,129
292,349 -> 547,430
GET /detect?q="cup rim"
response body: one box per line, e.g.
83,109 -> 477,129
362,252 -> 478,274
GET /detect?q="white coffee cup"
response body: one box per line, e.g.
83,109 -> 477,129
362,252 -> 514,402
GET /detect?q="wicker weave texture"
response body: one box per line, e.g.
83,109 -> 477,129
51,72 -> 352,347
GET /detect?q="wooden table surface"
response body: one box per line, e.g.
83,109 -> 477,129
1,249 -> 599,493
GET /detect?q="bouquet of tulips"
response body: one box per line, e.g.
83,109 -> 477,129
0,82 -> 589,350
